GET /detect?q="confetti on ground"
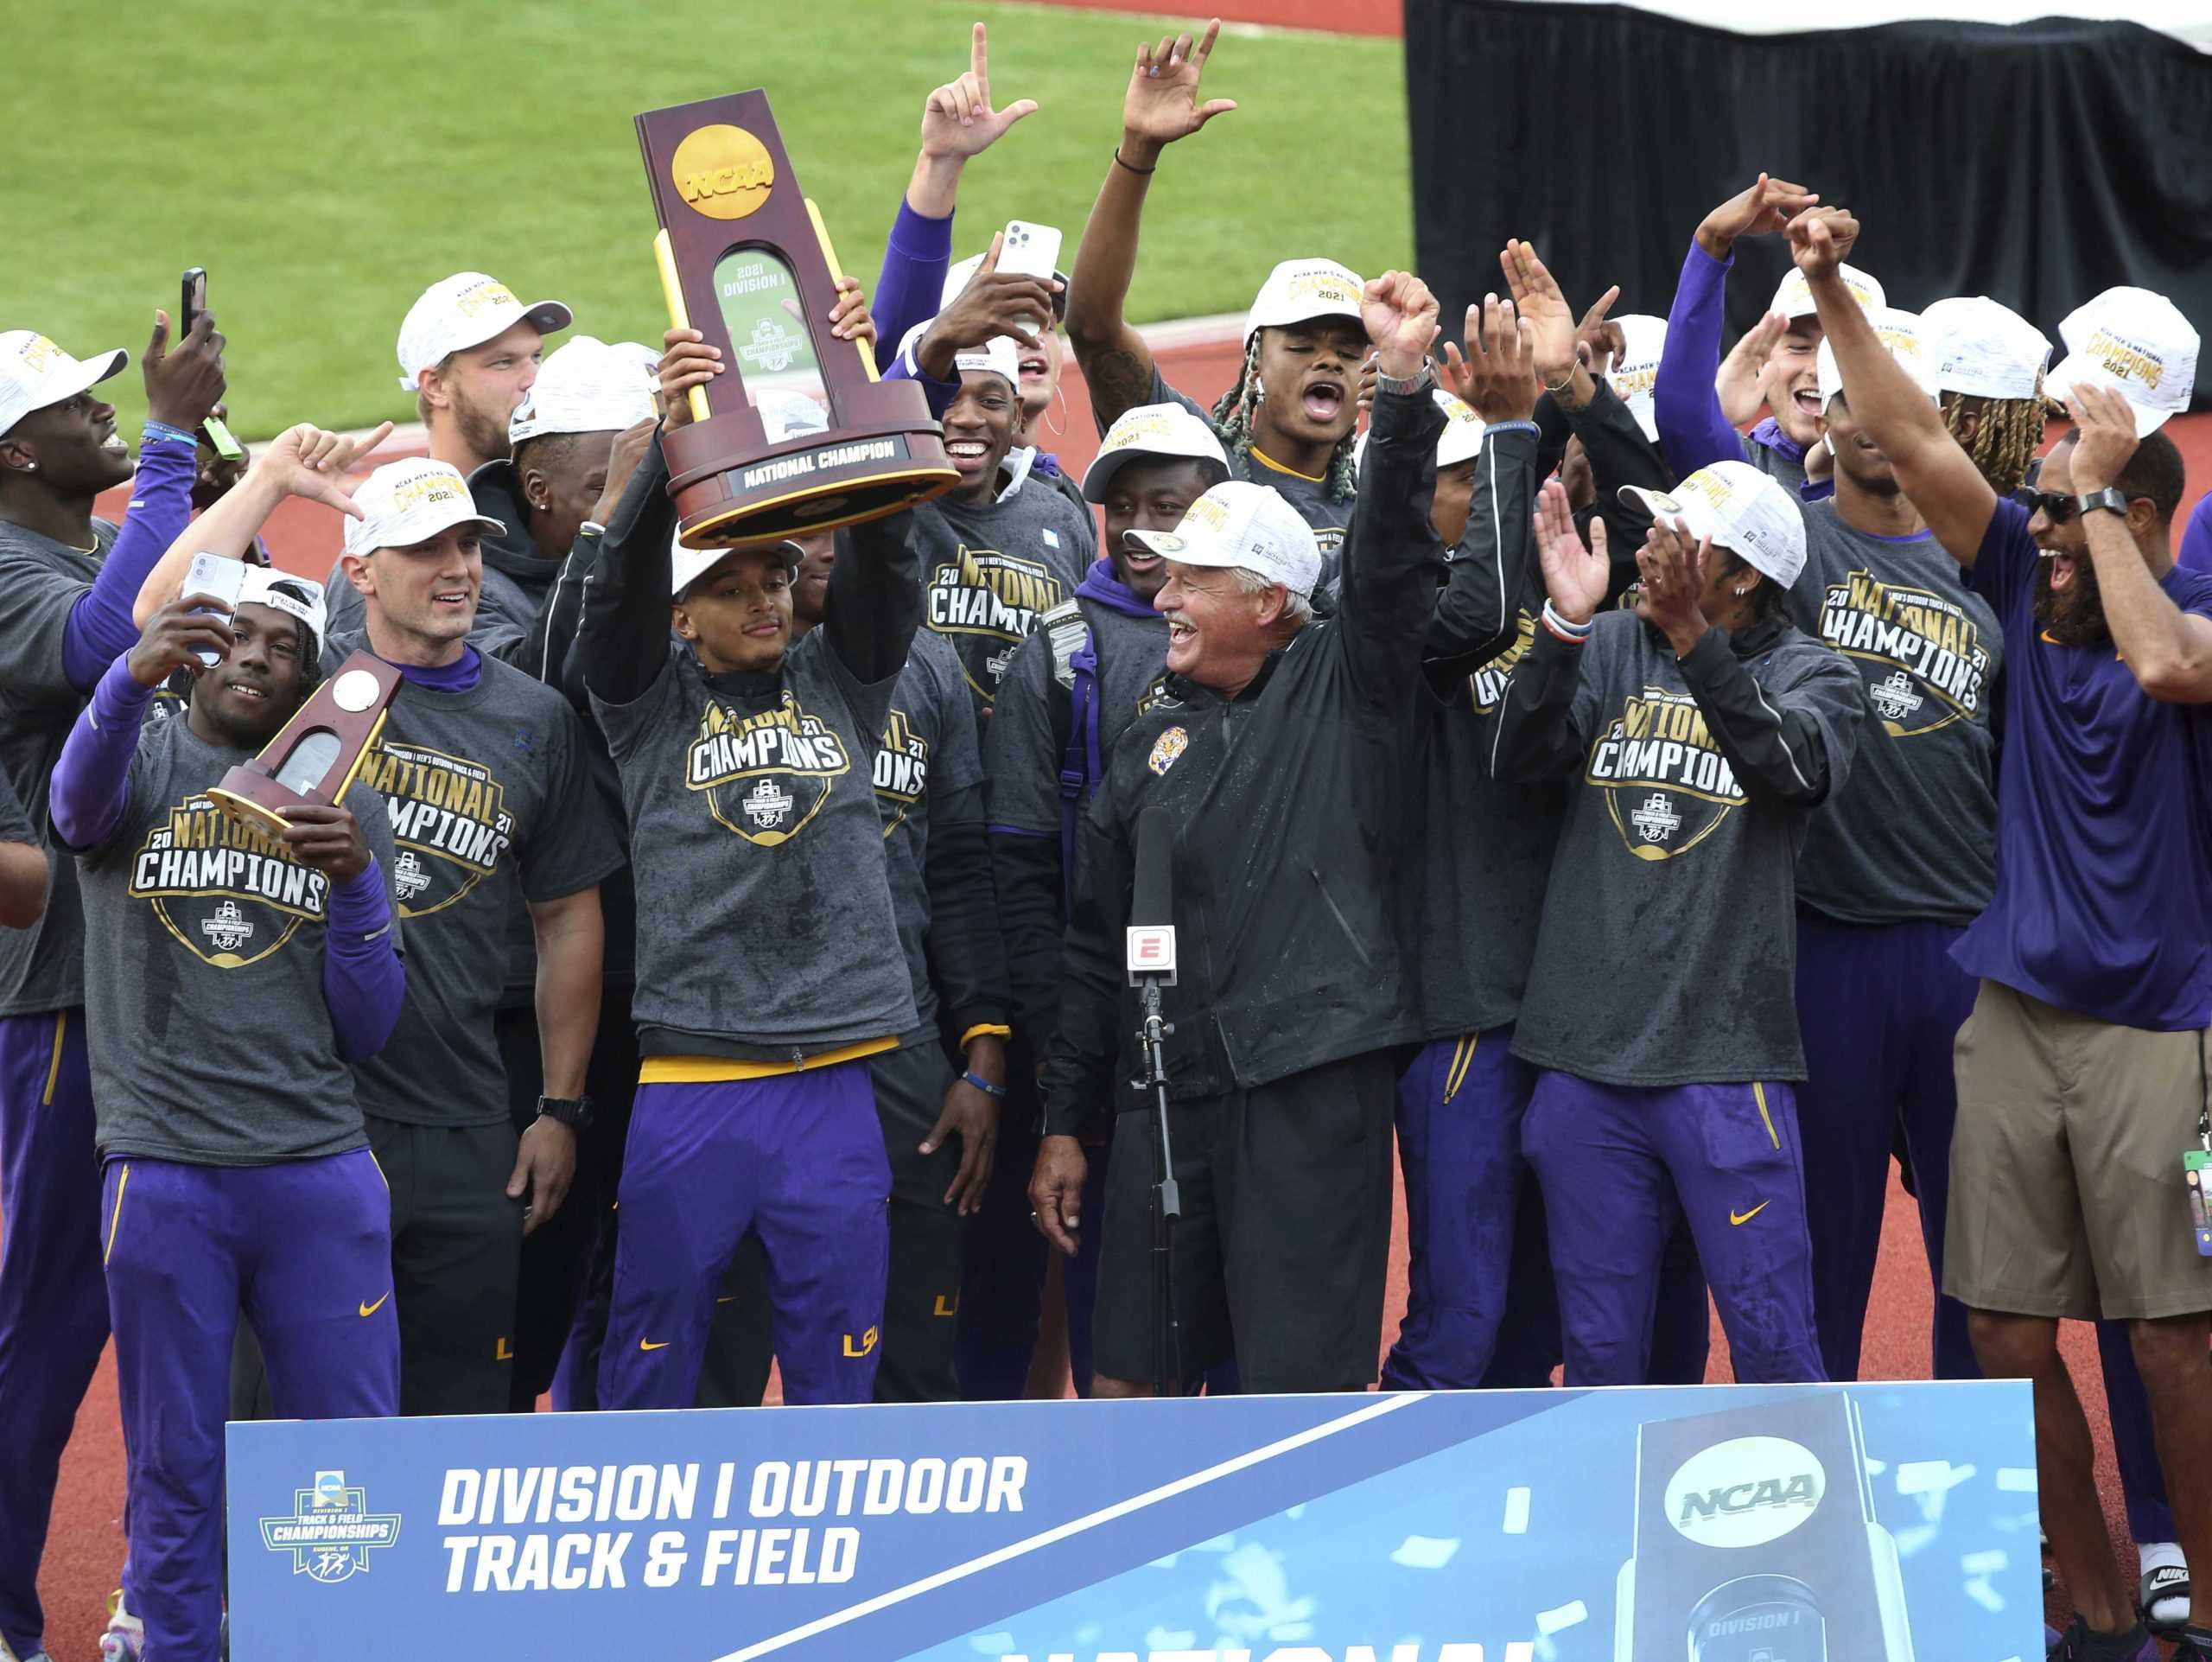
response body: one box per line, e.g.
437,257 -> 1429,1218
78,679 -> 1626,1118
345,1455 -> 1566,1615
1389,1535 -> 1461,1570
1503,1486 -> 1531,1535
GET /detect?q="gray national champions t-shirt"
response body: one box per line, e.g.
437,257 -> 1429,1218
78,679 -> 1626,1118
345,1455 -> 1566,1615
1786,500 -> 2000,925
0,761 -> 32,845
0,519 -> 118,1016
1511,613 -> 1863,1086
77,710 -> 397,1165
593,635 -> 917,1052
984,595 -> 1169,901
875,627 -> 983,1034
912,483 -> 1092,717
334,640 -> 626,1124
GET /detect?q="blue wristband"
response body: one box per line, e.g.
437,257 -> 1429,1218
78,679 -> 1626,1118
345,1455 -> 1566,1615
962,1069 -> 1007,1099
140,419 -> 200,449
1484,419 -> 1541,440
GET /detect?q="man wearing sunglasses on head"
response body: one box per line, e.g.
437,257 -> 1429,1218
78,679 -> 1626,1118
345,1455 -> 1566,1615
1797,207 -> 2212,1662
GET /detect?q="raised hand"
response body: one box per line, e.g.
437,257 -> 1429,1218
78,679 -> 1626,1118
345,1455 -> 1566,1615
1121,19 -> 1237,158
656,327 -> 723,432
1534,478 -> 1608,625
826,277 -> 877,351
919,22 -> 1039,162
1717,310 -> 1787,425
143,308 -> 226,432
1500,240 -> 1616,392
1633,517 -> 1714,654
591,417 -> 659,526
192,402 -> 251,510
1359,271 -> 1440,380
918,231 -> 1062,377
127,596 -> 234,688
2063,384 -> 2140,495
1696,173 -> 1820,261
251,422 -> 396,518
1785,205 -> 1859,283
1438,294 -> 1537,424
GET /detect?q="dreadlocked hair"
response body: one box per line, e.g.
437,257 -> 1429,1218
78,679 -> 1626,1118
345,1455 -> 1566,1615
1942,390 -> 2060,497
1210,331 -> 1361,503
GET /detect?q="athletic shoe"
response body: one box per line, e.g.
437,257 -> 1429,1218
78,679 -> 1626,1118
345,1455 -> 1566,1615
0,1643 -> 54,1662
2171,1627 -> 2212,1661
2050,1616 -> 2163,1661
96,1594 -> 143,1662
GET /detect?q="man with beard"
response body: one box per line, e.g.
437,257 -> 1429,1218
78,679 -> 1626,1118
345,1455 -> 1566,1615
51,560 -> 403,1662
0,313 -> 224,1662
1065,22 -> 1362,590
969,402 -> 1227,1398
1653,174 -> 1883,500
397,271 -> 569,477
1796,208 -> 2210,1662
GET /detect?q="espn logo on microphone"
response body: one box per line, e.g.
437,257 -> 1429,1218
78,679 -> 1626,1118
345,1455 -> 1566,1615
1125,925 -> 1178,984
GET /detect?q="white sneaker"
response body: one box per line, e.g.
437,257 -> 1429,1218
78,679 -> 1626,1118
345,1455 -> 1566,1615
96,1589 -> 143,1662
0,1640 -> 56,1662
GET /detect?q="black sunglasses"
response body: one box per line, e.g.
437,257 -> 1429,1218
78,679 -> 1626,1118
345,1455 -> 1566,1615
2012,487 -> 2081,524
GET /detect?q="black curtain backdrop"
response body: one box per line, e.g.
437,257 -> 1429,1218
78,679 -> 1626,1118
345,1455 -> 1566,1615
1405,2 -> 2212,411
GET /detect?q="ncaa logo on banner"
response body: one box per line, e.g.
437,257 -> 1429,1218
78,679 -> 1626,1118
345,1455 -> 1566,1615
260,1470 -> 402,1583
1663,1436 -> 1827,1549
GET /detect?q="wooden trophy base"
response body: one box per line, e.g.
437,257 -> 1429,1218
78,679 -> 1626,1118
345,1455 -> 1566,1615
205,780 -> 301,837
664,380 -> 956,549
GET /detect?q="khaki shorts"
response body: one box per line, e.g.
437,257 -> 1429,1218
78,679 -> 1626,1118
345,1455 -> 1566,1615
1946,978 -> 2212,1321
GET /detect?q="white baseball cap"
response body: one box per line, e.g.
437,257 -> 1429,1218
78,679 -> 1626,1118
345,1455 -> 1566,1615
0,330 -> 128,437
1918,296 -> 2051,402
1082,402 -> 1230,501
670,529 -> 802,600
1127,480 -> 1323,600
1604,313 -> 1668,443
2046,286 -> 2199,436
341,458 -> 505,558
1770,262 -> 1884,323
1619,460 -> 1807,589
236,568 -> 330,654
754,386 -> 830,447
1244,258 -> 1365,342
508,335 -> 656,445
1433,388 -> 1488,468
955,334 -> 1020,387
395,272 -> 571,392
1815,306 -> 1936,409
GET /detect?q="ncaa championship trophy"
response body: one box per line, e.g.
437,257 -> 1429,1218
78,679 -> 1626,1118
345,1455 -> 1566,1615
207,653 -> 403,834
635,91 -> 958,546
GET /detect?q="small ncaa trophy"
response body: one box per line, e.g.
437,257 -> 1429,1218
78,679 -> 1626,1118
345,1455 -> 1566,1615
207,653 -> 402,833
636,91 -> 957,547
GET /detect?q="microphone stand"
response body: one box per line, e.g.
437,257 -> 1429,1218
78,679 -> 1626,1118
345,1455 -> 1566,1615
1133,974 -> 1183,1398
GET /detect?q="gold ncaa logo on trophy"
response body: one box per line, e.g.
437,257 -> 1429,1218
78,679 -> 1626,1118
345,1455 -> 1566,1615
670,125 -> 776,221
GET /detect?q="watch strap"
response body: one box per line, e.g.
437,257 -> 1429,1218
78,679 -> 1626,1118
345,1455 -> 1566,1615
2076,487 -> 2130,518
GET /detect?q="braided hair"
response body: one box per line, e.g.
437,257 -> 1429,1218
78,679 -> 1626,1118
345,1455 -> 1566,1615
1209,330 -> 1361,503
1942,387 -> 2059,498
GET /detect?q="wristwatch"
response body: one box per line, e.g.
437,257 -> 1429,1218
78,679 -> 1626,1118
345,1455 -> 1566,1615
2076,487 -> 2130,519
1375,363 -> 1434,398
536,1094 -> 594,1131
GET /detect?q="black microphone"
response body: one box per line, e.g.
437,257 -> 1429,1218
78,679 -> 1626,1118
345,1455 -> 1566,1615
1126,806 -> 1178,985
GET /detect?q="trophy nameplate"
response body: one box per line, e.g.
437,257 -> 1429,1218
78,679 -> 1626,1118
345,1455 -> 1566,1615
207,652 -> 403,835
636,90 -> 958,549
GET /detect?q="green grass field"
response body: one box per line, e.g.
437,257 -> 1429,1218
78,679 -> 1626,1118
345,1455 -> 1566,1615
3,1 -> 1408,440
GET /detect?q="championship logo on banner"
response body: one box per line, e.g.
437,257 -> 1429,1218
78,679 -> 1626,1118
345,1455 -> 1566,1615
226,1382 -> 2039,1661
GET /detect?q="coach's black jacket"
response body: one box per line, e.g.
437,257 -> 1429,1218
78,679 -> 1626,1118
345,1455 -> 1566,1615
1039,386 -> 1442,1138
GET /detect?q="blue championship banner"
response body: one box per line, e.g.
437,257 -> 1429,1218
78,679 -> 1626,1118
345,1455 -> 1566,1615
226,1382 -> 2040,1661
